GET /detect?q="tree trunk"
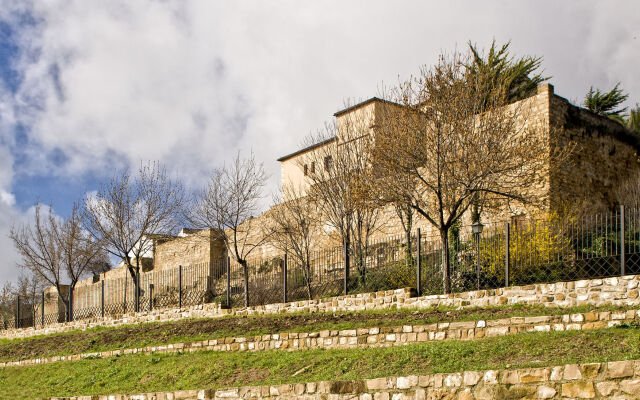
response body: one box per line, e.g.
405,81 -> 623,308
240,259 -> 249,307
404,226 -> 413,267
68,287 -> 74,322
60,296 -> 70,323
440,228 -> 452,294
125,260 -> 140,313
134,265 -> 140,313
403,206 -> 413,267
304,260 -> 313,300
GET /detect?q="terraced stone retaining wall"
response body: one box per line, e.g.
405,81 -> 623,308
4,308 -> 639,368
43,360 -> 640,399
4,274 -> 640,341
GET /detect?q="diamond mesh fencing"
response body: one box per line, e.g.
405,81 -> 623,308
346,234 -> 417,295
286,247 -> 345,302
5,205 -> 640,331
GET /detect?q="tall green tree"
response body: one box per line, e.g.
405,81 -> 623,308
466,40 -> 550,103
584,83 -> 629,118
626,105 -> 640,133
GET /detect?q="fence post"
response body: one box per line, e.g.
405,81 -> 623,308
476,234 -> 481,291
101,280 -> 105,318
149,284 -> 154,311
344,233 -> 350,296
123,273 -> 127,314
178,265 -> 183,310
41,291 -> 45,327
505,222 -> 510,288
621,204 -> 626,276
69,287 -> 74,322
16,295 -> 20,329
283,254 -> 288,303
135,273 -> 140,313
416,228 -> 422,296
226,256 -> 231,309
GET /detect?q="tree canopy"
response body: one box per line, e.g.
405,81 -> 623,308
465,40 -> 550,103
584,83 -> 629,117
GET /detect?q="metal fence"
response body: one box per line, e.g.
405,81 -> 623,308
3,205 -> 640,331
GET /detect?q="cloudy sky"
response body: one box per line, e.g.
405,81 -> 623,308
0,1 -> 638,285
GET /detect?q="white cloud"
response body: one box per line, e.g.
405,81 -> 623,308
0,1 -> 639,285
4,1 -> 636,185
0,191 -> 15,207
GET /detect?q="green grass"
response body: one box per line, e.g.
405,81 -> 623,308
0,303 -> 635,364
1,327 -> 639,399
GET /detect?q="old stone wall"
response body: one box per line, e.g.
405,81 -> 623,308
154,229 -> 226,272
240,84 -> 640,263
4,274 -> 640,341
42,359 -> 640,399
549,90 -> 640,211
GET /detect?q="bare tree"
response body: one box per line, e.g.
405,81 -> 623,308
614,169 -> 640,210
0,281 -> 15,328
302,115 -> 384,288
86,252 -> 113,277
372,51 -> 559,293
188,153 -> 268,307
265,183 -> 322,299
10,203 -> 104,321
393,199 -> 417,265
83,162 -> 185,312
15,272 -> 47,324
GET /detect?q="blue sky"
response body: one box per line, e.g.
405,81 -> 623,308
0,1 -> 639,285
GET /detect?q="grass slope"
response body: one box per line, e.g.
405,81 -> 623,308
0,304 -> 634,363
1,327 -> 639,400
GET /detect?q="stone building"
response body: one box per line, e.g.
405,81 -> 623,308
278,84 -> 640,235
39,83 -> 640,318
77,83 -> 640,280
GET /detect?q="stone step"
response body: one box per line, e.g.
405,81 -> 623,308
41,359 -> 640,399
5,308 -> 638,368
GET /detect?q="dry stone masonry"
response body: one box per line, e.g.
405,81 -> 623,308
3,308 -> 638,368
41,359 -> 640,399
4,274 -> 640,341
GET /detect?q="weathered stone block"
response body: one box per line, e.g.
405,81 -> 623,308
537,385 -> 556,399
518,368 -> 549,383
366,378 -> 389,391
462,371 -> 480,386
607,360 -> 635,378
579,363 -> 601,379
595,381 -> 618,396
620,378 -> 640,394
561,381 -> 595,398
564,364 -> 582,380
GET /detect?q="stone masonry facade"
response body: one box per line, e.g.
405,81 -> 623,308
41,359 -> 640,399
3,274 -> 640,341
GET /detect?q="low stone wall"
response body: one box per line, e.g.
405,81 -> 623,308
4,308 -> 638,368
404,275 -> 640,309
43,359 -> 640,399
4,274 -> 640,341
0,288 -> 410,340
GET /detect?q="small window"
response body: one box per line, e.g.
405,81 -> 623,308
304,164 -> 308,176
311,162 -> 315,174
324,156 -> 333,171
510,214 -> 526,230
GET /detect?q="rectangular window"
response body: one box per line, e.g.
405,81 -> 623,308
324,156 -> 333,171
311,162 -> 315,174
304,164 -> 308,176
510,214 -> 526,231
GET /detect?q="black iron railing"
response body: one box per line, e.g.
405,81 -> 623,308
4,205 -> 640,331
